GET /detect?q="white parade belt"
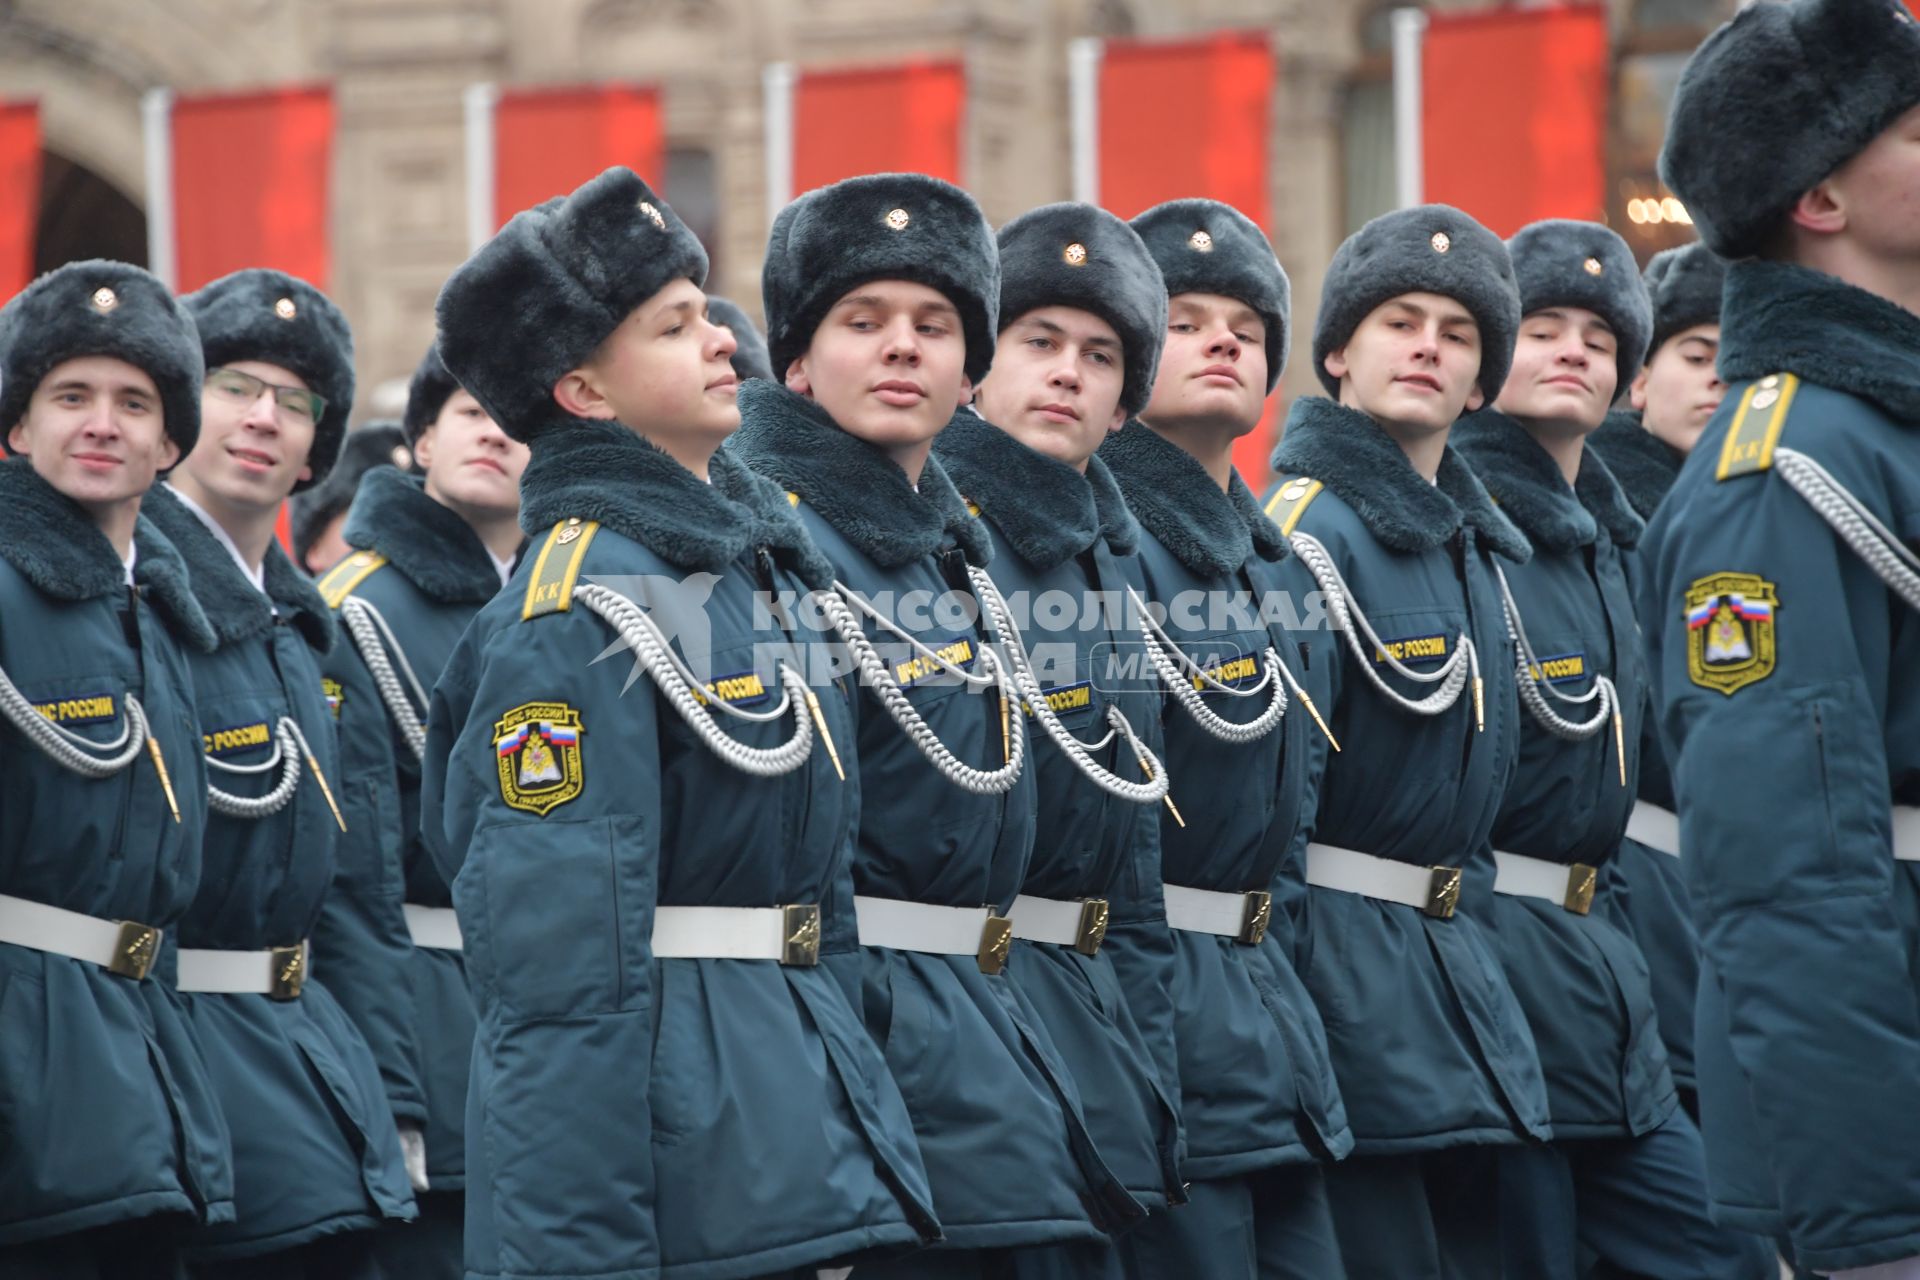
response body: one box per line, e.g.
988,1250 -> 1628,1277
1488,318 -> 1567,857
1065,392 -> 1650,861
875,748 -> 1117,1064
1625,802 -> 1680,857
1305,842 -> 1462,919
403,904 -> 463,952
1627,802 -> 1920,862
177,940 -> 309,999
651,904 -> 821,966
1492,850 -> 1598,915
0,892 -> 162,980
1007,893 -> 1110,955
854,895 -> 1013,974
1162,883 -> 1274,945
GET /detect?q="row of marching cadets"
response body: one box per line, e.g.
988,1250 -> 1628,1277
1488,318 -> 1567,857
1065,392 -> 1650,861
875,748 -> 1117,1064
6,2 -> 1917,1277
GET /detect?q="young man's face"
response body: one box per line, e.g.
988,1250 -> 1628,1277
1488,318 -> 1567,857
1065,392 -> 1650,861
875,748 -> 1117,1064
1141,293 -> 1268,437
418,388 -> 528,521
1824,100 -> 1920,267
577,277 -> 740,446
187,359 -> 320,511
1325,292 -> 1484,435
976,306 -> 1127,471
1629,323 -> 1723,455
788,280 -> 973,456
6,356 -> 178,517
1494,306 -> 1619,433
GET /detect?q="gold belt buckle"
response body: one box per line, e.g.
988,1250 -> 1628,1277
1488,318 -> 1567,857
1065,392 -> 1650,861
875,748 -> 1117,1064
108,921 -> 161,980
1237,890 -> 1273,946
1424,867 -> 1462,920
269,943 -> 307,1000
781,904 -> 821,967
1562,864 -> 1598,916
1074,898 -> 1110,957
977,912 -> 1013,975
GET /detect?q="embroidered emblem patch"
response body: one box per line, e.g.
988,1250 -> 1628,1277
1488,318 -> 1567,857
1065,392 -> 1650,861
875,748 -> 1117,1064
204,720 -> 273,756
1023,679 -> 1092,718
1530,652 -> 1588,685
1374,633 -> 1450,665
1191,653 -> 1262,692
322,677 -> 344,720
891,636 -> 977,689
493,701 -> 585,816
1685,573 -> 1777,696
692,670 -> 771,710
32,691 -> 118,727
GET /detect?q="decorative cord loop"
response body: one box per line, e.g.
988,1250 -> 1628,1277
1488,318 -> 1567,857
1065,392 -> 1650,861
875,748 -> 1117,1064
0,665 -> 148,776
1775,447 -> 1920,614
1122,584 -> 1289,744
340,596 -> 429,760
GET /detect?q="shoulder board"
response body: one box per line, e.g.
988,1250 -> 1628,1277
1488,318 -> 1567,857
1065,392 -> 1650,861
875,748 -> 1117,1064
1262,475 -> 1325,536
522,518 -> 600,620
1716,373 -> 1800,482
316,551 -> 388,609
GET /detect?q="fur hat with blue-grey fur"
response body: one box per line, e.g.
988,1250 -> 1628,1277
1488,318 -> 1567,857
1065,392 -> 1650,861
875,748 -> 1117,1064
0,259 -> 204,463
1507,219 -> 1654,390
705,296 -> 773,383
1659,0 -> 1920,260
1130,199 -> 1288,393
1312,204 -> 1521,402
181,268 -> 354,491
762,173 -> 1000,385
995,202 -> 1167,415
1643,241 -> 1726,356
436,166 -> 709,443
402,343 -> 461,445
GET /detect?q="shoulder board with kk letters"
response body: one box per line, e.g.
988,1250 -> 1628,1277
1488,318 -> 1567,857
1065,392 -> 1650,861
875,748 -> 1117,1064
316,551 -> 388,610
1716,373 -> 1800,482
1263,475 -> 1325,536
523,518 -> 600,620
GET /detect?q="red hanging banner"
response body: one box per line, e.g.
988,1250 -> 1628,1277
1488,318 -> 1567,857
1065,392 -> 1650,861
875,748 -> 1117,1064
0,101 -> 38,302
494,86 -> 663,228
792,61 -> 965,193
1422,5 -> 1611,238
171,87 -> 334,292
1096,32 -> 1273,228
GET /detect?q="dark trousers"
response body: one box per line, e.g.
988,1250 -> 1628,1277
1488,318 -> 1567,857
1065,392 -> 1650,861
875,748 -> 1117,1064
1115,1164 -> 1345,1280
1498,1110 -> 1778,1280
0,1219 -> 187,1280
185,1229 -> 385,1280
369,1189 -> 461,1280
1326,1148 -> 1503,1280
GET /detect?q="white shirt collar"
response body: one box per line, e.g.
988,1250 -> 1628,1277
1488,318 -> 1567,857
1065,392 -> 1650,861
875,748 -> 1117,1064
122,543 -> 137,588
488,548 -> 515,589
166,483 -> 267,595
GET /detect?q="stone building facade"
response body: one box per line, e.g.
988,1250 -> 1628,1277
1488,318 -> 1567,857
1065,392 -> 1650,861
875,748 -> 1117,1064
0,0 -> 1731,417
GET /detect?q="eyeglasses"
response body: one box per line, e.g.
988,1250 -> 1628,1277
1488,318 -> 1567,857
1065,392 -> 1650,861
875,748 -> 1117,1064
205,367 -> 326,427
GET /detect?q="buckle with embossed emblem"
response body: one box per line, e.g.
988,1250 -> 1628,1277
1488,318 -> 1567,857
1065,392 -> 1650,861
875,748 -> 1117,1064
1563,864 -> 1597,916
108,921 -> 161,980
1075,898 -> 1110,956
269,944 -> 307,1000
781,904 -> 821,967
1237,891 -> 1273,946
977,913 -> 1014,975
1424,867 -> 1462,920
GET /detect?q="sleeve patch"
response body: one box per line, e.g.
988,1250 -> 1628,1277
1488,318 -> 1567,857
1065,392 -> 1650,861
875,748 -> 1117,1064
494,701 -> 585,815
1686,572 -> 1778,695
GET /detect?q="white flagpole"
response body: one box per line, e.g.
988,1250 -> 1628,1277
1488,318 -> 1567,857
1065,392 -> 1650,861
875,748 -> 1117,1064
463,83 -> 498,253
141,88 -> 175,288
1391,8 -> 1428,209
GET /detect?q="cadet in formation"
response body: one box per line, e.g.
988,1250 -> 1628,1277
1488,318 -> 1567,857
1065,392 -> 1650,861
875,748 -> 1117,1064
289,421 -> 411,577
730,172 -> 1143,1275
1101,198 -> 1353,1279
1264,204 -> 1550,1280
0,261 -> 231,1279
1452,219 -> 1767,1278
315,342 -> 530,1280
934,200 -> 1185,1276
1587,239 -> 1727,1125
423,166 -> 938,1280
147,269 -> 418,1277
1647,0 -> 1920,1274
